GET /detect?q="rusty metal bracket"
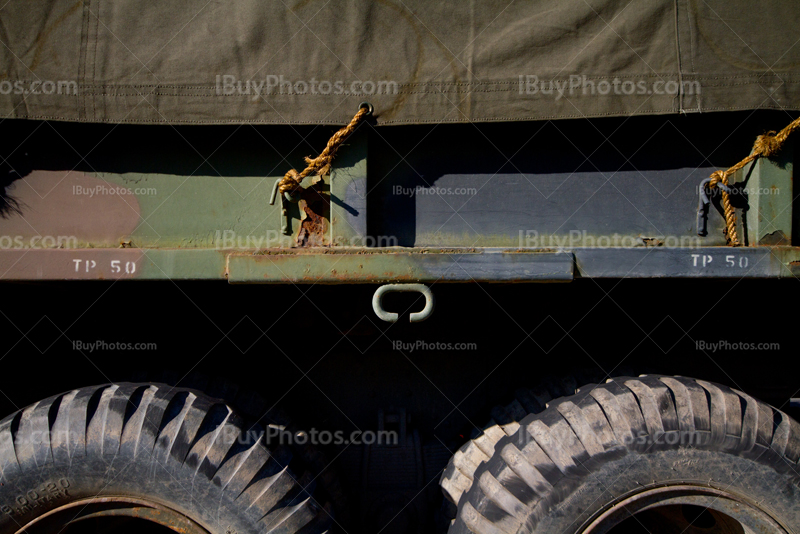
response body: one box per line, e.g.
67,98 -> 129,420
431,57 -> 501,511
372,283 -> 435,323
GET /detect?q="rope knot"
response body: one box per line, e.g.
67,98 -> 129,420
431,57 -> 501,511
753,131 -> 781,157
278,169 -> 302,195
708,170 -> 726,187
706,171 -> 738,245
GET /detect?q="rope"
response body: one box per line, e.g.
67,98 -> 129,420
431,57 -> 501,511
278,106 -> 371,196
707,116 -> 800,246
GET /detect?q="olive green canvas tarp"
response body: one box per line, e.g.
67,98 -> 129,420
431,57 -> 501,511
2,0 -> 800,125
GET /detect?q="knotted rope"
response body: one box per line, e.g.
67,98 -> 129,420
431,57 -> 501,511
707,116 -> 800,246
278,105 -> 371,197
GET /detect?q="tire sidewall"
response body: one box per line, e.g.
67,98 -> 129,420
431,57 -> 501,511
529,447 -> 800,533
0,456 -> 256,534
1,444 -> 259,533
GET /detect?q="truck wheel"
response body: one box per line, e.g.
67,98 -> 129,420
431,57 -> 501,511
0,383 -> 331,534
449,375 -> 800,534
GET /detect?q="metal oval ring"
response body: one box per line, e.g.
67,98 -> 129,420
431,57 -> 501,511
372,284 -> 435,323
359,102 -> 374,115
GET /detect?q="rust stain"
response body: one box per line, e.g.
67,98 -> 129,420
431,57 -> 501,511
290,273 -> 415,283
296,181 -> 329,247
297,203 -> 327,247
641,237 -> 664,247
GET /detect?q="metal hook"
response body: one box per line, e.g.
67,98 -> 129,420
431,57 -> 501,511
269,179 -> 301,206
269,178 -> 281,205
372,284 -> 435,323
697,177 -> 712,236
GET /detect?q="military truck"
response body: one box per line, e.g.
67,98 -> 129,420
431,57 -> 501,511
1,1 -> 799,533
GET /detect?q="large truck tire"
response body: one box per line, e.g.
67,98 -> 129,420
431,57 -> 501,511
0,383 -> 331,534
127,370 -> 349,521
440,372 -> 610,519
448,375 -> 800,534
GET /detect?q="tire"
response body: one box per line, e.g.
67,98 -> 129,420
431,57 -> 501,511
440,372 -> 609,519
449,375 -> 800,534
127,370 -> 348,521
0,383 -> 332,534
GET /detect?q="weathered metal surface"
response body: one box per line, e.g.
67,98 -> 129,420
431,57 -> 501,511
227,249 -> 574,284
1,171 -> 142,247
3,247 -> 800,281
295,179 -> 331,247
3,126 -> 788,255
572,246 -> 785,278
730,147 -> 794,246
367,118 -> 746,248
1,127 -> 739,253
0,249 -> 227,280
401,168 -> 727,248
0,117 -> 796,283
1,169 -> 288,249
0,147 -> 361,251
330,130 -> 368,246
